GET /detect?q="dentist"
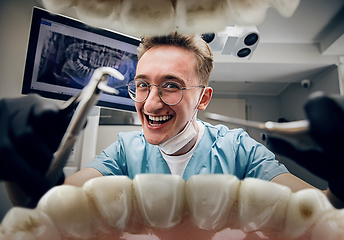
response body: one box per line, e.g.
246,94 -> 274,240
65,32 -> 311,193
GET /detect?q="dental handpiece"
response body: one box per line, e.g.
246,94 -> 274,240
204,112 -> 320,151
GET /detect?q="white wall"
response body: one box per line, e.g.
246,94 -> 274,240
0,0 -> 37,98
208,94 -> 280,143
279,65 -> 340,121
239,94 -> 280,142
198,98 -> 246,127
96,125 -> 143,156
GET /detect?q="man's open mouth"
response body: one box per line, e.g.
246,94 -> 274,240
146,115 -> 172,126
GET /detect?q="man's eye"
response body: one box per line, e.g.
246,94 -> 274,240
162,82 -> 181,90
137,82 -> 148,88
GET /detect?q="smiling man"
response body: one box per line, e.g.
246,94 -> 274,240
65,32 -> 315,194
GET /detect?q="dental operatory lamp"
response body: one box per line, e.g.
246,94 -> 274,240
201,25 -> 260,59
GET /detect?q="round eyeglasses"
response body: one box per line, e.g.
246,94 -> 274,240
127,79 -> 205,106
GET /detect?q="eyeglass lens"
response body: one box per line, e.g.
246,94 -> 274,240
127,80 -> 184,105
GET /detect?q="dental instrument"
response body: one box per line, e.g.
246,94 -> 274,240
25,66 -> 124,207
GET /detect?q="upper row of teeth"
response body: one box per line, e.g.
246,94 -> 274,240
42,0 -> 300,37
1,174 -> 343,240
149,115 -> 171,121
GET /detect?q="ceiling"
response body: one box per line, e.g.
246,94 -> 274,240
208,0 -> 344,97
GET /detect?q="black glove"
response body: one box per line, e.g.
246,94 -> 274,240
0,94 -> 73,204
267,91 -> 344,202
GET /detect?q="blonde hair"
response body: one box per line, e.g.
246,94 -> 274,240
137,32 -> 213,86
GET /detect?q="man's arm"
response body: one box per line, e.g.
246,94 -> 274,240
271,171 -> 344,209
270,172 -> 316,193
64,167 -> 103,187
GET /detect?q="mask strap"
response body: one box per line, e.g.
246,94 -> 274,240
190,87 -> 206,122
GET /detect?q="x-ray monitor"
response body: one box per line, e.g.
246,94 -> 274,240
22,7 -> 140,112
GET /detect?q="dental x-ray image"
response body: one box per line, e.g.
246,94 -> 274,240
37,31 -> 138,98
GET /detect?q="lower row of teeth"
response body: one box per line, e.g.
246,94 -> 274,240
1,174 -> 343,240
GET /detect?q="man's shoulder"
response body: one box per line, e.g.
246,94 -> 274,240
118,129 -> 145,142
198,119 -> 245,137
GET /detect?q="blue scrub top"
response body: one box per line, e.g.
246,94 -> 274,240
88,120 -> 288,181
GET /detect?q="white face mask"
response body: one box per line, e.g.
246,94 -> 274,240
158,89 -> 205,155
158,120 -> 197,155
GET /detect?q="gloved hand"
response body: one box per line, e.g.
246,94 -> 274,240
0,94 -> 74,204
267,91 -> 344,203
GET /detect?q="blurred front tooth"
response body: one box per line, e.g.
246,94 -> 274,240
0,207 -> 61,240
185,174 -> 240,230
284,189 -> 334,239
270,0 -> 301,18
175,0 -> 229,34
226,0 -> 270,26
83,176 -> 132,229
119,0 -> 175,37
226,0 -> 300,26
75,0 -> 120,19
37,185 -> 94,239
312,209 -> 344,240
238,178 -> 292,236
75,2 -> 120,30
42,0 -> 75,13
133,174 -> 185,228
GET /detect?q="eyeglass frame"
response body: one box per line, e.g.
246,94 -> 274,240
126,79 -> 206,106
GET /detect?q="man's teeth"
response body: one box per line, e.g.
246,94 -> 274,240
1,174 -> 343,239
148,115 -> 171,125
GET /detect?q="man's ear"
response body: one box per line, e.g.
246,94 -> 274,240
198,87 -> 213,111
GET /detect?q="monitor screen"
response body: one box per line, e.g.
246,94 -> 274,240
22,7 -> 140,112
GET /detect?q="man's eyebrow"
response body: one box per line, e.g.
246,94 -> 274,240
164,74 -> 179,80
134,74 -> 148,80
134,74 -> 186,84
164,74 -> 186,84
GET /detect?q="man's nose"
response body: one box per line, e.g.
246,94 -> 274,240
144,85 -> 164,111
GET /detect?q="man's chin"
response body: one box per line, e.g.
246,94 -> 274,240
144,133 -> 168,146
